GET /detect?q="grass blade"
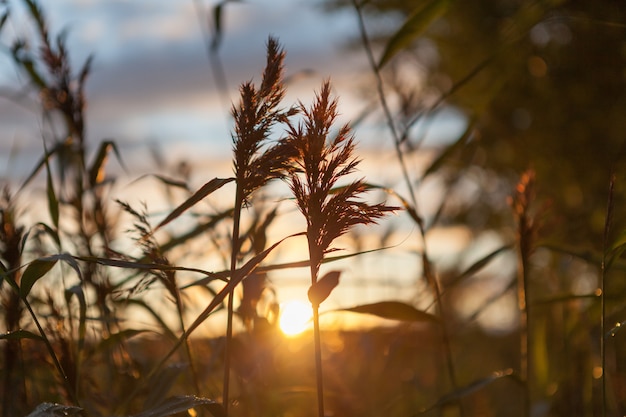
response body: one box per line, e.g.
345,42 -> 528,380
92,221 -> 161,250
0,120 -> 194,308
0,329 -> 43,341
420,121 -> 474,181
26,403 -> 83,417
339,301 -> 439,323
20,257 -> 57,298
154,177 -> 235,232
132,395 -> 225,417
378,0 -> 453,68
308,270 -> 341,306
43,146 -> 59,229
418,369 -> 516,414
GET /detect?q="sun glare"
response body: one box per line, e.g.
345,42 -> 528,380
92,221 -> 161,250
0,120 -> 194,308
279,300 -> 313,337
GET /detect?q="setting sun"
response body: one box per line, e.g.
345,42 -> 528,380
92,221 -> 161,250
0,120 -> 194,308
279,300 -> 313,336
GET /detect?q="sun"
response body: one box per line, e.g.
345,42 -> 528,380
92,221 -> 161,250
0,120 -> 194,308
279,300 -> 313,336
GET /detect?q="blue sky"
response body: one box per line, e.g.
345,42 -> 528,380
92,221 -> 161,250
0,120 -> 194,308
0,0 -> 465,179
0,1 -> 367,174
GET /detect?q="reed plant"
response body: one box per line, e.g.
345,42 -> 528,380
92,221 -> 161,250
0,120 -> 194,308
285,81 -> 397,417
1,1 -> 625,416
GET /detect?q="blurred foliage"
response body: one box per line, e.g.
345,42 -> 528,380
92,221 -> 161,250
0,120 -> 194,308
326,0 -> 626,247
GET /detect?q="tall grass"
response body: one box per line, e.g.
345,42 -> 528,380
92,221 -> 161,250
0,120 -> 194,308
285,81 -> 397,417
0,1 -> 625,417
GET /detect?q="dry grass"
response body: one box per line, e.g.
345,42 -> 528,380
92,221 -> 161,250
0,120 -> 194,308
0,1 -> 625,417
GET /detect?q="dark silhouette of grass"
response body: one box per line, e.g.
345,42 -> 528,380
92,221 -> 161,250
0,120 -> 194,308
1,1 -> 625,416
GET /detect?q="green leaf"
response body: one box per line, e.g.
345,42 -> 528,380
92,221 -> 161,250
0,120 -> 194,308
154,177 -> 235,232
132,395 -> 225,417
339,301 -> 439,323
378,0 -> 453,68
0,329 -> 43,341
20,258 -> 58,298
308,270 -> 341,306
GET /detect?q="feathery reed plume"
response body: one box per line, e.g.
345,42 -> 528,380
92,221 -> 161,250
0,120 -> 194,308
286,81 -> 396,417
225,36 -> 296,414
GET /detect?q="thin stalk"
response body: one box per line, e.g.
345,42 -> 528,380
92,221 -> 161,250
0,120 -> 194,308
312,305 -> 324,417
600,172 -> 615,417
308,246 -> 325,417
516,230 -> 531,417
511,171 -> 535,417
175,297 -> 201,396
353,0 -> 416,208
353,0 -> 460,407
18,289 -> 79,407
224,187 -> 244,415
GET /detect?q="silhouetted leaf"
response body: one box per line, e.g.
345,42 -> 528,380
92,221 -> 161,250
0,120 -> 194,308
65,285 -> 87,351
0,329 -> 43,341
211,2 -> 224,51
75,255 -> 226,283
0,10 -> 9,33
44,148 -> 58,229
308,270 -> 341,306
26,402 -> 83,417
154,177 -> 235,232
607,228 -> 626,270
31,222 -> 61,251
182,246 -> 393,289
133,395 -> 225,417
447,245 -> 512,288
421,122 -> 474,180
133,174 -> 190,191
120,299 -> 177,341
420,369 -> 516,413
20,258 -> 57,298
533,292 -> 599,305
378,0 -> 453,68
19,144 -> 56,191
92,329 -> 148,354
340,301 -> 439,323
88,140 -> 117,186
142,233 -> 303,389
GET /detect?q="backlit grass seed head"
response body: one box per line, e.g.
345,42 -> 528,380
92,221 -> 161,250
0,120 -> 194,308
232,37 -> 297,205
287,81 -> 397,271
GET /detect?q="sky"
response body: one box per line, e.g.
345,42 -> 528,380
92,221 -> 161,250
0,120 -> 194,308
0,1 -> 514,334
0,0 -> 465,178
